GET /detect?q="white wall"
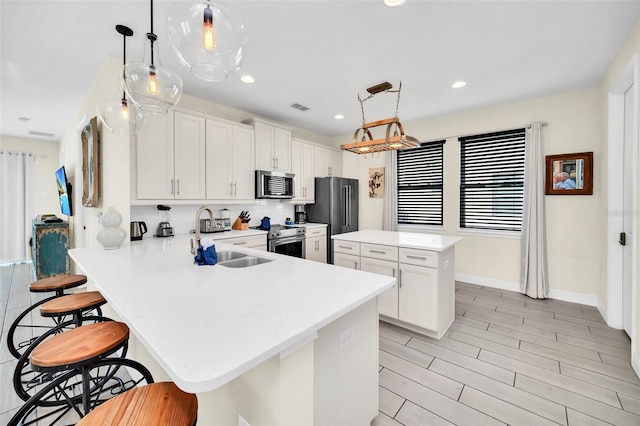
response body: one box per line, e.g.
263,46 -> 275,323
0,135 -> 60,216
336,88 -> 603,300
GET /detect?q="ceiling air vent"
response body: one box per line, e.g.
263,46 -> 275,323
28,130 -> 55,138
290,103 -> 309,112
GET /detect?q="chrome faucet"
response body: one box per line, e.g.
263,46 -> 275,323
191,206 -> 214,255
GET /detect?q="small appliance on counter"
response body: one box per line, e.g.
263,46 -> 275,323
155,205 -> 175,238
215,208 -> 231,231
294,205 -> 307,224
199,218 -> 224,233
130,221 -> 147,241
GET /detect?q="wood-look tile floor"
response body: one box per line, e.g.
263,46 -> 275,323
1,263 -> 639,425
372,282 -> 640,426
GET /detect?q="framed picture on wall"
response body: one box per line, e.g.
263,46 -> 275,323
369,167 -> 385,198
545,152 -> 593,195
81,116 -> 100,207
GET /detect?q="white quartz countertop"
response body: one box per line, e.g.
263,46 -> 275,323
332,230 -> 463,251
69,235 -> 393,393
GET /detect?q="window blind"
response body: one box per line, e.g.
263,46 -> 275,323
397,141 -> 444,226
459,129 -> 525,231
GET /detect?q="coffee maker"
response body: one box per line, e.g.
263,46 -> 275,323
295,205 -> 307,224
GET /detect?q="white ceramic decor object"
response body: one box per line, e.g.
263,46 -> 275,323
97,207 -> 127,250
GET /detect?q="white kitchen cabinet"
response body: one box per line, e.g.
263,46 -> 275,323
292,138 -> 315,202
134,111 -> 205,200
305,226 -> 327,263
243,118 -> 291,173
332,231 -> 460,339
205,119 -> 255,201
315,146 -> 342,177
220,234 -> 267,250
360,257 -> 398,318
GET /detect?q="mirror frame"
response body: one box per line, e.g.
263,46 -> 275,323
81,116 -> 100,207
545,151 -> 593,195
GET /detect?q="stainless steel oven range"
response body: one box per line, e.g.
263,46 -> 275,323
267,225 -> 306,258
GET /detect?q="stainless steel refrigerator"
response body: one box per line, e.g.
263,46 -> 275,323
306,177 -> 359,264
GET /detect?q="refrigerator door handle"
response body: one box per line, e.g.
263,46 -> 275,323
346,185 -> 352,227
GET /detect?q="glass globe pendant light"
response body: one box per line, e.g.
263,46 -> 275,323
97,25 -> 143,135
166,0 -> 247,82
123,0 -> 183,113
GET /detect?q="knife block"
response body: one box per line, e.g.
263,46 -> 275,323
232,217 -> 248,230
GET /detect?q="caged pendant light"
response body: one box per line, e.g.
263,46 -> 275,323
123,0 -> 183,113
341,81 -> 420,154
97,25 -> 143,135
166,0 -> 247,82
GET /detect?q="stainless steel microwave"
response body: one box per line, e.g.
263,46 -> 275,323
255,170 -> 295,199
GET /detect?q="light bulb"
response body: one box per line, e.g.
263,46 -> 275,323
202,5 -> 215,50
148,65 -> 158,94
121,98 -> 129,119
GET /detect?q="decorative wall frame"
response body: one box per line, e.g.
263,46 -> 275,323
81,116 -> 100,207
545,152 -> 593,195
369,167 -> 385,198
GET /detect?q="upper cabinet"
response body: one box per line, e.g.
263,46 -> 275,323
134,111 -> 205,200
205,119 -> 255,201
291,138 -> 315,203
314,146 -> 343,178
243,118 -> 292,173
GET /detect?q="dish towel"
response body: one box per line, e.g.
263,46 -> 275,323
194,237 -> 217,265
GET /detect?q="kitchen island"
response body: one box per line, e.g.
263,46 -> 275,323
333,230 -> 463,339
69,234 -> 394,425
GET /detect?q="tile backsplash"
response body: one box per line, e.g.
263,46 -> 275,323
131,201 -> 299,236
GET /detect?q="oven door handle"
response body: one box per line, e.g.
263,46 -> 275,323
271,236 -> 305,245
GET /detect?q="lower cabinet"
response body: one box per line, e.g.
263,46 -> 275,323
32,219 -> 70,279
217,234 -> 267,251
334,240 -> 455,339
305,226 -> 327,263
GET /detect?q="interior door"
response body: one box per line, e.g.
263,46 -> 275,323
622,84 -> 634,336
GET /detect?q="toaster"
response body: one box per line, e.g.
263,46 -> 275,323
200,218 -> 224,233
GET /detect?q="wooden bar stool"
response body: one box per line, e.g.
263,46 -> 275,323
77,382 -> 198,426
7,274 -> 88,359
8,321 -> 154,426
13,291 -> 110,402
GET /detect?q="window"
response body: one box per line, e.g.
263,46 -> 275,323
397,141 -> 445,226
459,129 -> 525,232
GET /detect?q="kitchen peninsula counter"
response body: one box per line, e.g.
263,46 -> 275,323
69,234 -> 393,425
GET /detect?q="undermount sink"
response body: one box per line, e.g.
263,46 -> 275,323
218,256 -> 274,268
216,251 -> 247,262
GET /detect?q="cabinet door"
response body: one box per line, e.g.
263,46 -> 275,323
398,263 -> 438,330
231,126 -> 255,200
173,112 -> 206,199
305,235 -> 327,263
136,112 -> 174,199
328,150 -> 342,177
292,140 -> 304,199
333,252 -> 360,270
205,120 -> 233,199
314,147 -> 329,177
254,122 -> 274,171
301,143 -> 315,200
361,257 -> 398,319
273,126 -> 291,172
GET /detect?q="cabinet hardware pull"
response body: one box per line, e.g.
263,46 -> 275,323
233,182 -> 237,196
407,255 -> 427,260
399,269 -> 402,288
328,166 -> 332,176
392,268 -> 396,277
170,179 -> 175,195
355,261 -> 358,269
176,179 -> 180,195
369,250 -> 385,254
276,158 -> 279,169
234,241 -> 246,245
338,245 -> 352,250
230,183 -> 234,196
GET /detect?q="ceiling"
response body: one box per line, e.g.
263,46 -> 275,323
2,1 -> 640,142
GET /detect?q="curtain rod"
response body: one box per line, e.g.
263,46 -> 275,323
426,121 -> 548,142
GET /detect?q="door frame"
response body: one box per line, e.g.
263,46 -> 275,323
606,54 -> 638,348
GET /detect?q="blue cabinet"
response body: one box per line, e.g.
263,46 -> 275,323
32,219 -> 69,279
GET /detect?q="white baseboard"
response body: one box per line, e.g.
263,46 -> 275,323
455,273 -> 597,306
597,297 -> 608,324
633,350 -> 640,379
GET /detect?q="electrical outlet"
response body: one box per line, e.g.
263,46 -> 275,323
238,414 -> 251,426
340,326 -> 355,351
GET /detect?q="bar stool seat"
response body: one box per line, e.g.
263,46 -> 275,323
77,382 -> 198,426
31,321 -> 129,370
40,291 -> 106,317
29,274 -> 87,295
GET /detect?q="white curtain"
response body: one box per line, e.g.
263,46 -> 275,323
520,122 -> 549,298
382,151 -> 397,231
1,151 -> 35,263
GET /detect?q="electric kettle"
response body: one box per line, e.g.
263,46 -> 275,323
130,221 -> 147,241
259,217 -> 271,230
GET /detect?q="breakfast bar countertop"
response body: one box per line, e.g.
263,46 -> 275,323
68,235 -> 394,394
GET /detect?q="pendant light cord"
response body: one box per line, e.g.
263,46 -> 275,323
148,0 -> 155,66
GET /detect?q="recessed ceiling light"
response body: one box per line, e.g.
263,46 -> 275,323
452,81 -> 467,89
334,114 -> 344,120
240,75 -> 255,84
383,0 -> 406,7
